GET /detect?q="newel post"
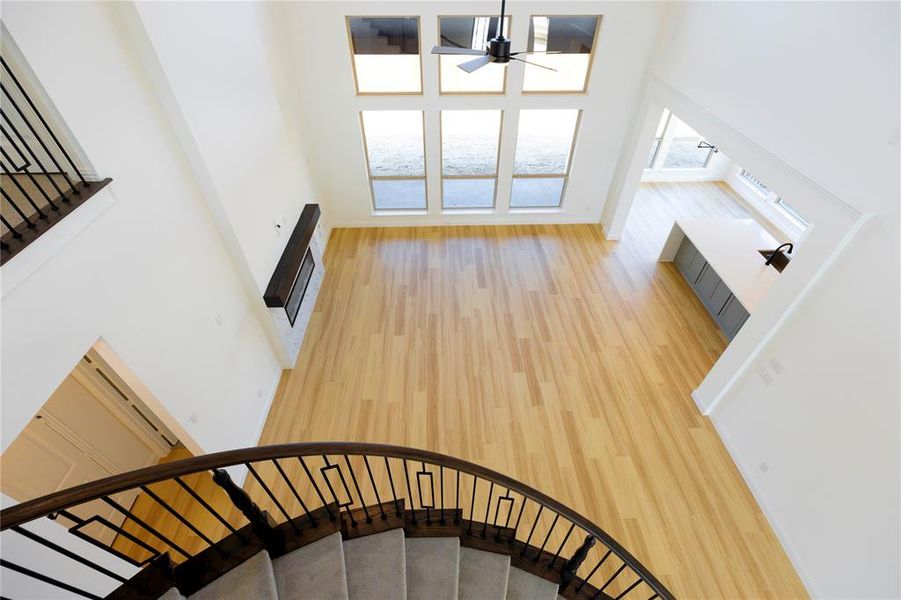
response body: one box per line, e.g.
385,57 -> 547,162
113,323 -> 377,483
560,535 -> 596,591
212,468 -> 285,553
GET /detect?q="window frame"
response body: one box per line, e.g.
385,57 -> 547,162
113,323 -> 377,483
437,15 -> 510,96
521,15 -> 602,95
439,109 -> 505,211
510,109 -> 583,209
346,16 -> 424,96
358,110 -> 428,213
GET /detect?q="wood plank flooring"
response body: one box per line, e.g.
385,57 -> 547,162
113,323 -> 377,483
254,182 -> 808,598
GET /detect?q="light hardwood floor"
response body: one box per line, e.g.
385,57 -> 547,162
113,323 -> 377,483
253,182 -> 807,598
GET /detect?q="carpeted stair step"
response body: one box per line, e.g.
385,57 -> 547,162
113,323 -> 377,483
343,528 -> 407,600
458,546 -> 511,600
405,537 -> 459,600
505,566 -> 559,600
188,550 -> 277,600
273,531 -> 350,599
156,589 -> 185,600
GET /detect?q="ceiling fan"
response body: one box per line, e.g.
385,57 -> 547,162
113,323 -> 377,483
431,0 -> 559,73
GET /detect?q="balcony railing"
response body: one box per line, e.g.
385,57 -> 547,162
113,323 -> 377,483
1,54 -> 110,264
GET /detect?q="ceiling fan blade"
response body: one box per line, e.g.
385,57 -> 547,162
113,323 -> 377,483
458,55 -> 492,73
509,50 -> 563,56
511,57 -> 557,72
432,46 -> 487,56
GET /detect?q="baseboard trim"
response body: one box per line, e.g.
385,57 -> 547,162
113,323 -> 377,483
329,215 -> 602,228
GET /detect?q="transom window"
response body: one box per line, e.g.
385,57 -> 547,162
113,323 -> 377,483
511,109 -> 581,208
348,17 -> 422,94
438,16 -> 510,94
646,109 -> 715,170
360,110 -> 426,210
523,16 -> 600,93
441,110 -> 503,209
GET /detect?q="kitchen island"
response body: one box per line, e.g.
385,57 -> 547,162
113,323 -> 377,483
660,218 -> 783,338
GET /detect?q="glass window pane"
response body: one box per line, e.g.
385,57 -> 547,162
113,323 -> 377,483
647,140 -> 660,168
443,179 -> 495,209
439,17 -> 509,93
372,179 -> 426,210
523,16 -> 599,92
441,110 -> 501,176
510,178 -> 566,208
513,109 -> 580,175
349,17 -> 421,93
661,115 -> 711,168
361,111 -> 424,177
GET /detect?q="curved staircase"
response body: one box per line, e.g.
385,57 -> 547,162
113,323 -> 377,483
0,443 -> 674,600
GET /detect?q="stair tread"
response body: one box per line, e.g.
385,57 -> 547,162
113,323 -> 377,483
156,588 -> 185,600
405,537 -> 459,600
188,550 -> 277,600
505,566 -> 558,600
459,547 -> 510,600
273,531 -> 350,600
343,528 -> 406,600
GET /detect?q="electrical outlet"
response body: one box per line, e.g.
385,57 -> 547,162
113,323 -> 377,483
189,412 -> 199,425
759,462 -> 770,474
215,314 -> 223,326
257,388 -> 264,400
769,357 -> 785,375
758,367 -> 774,387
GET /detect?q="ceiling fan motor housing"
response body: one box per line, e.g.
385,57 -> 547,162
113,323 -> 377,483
489,37 -> 512,63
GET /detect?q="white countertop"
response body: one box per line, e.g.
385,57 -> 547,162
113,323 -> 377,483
659,218 -> 783,313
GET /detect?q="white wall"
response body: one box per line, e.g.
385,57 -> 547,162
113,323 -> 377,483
1,1 -> 284,458
273,0 -> 664,227
636,2 -> 900,597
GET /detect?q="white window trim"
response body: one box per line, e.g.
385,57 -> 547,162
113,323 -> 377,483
727,166 -> 807,241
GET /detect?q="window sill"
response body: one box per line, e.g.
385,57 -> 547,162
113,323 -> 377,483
371,209 -> 428,217
508,207 -> 563,214
441,208 -> 495,216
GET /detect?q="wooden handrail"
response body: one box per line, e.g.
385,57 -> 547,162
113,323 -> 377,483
0,441 -> 674,599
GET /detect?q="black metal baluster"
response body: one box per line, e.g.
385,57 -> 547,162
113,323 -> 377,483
383,457 -> 402,516
363,456 -> 386,520
535,513 -> 559,562
11,526 -> 127,583
521,505 -> 544,556
0,142 -> 57,210
454,470 -> 461,524
595,563 -> 629,599
0,110 -> 69,201
481,481 -> 494,538
298,456 -> 335,522
614,577 -> 644,600
343,455 -> 372,524
403,459 -> 416,525
0,559 -> 102,599
0,162 -> 45,218
245,462 -> 300,533
646,594 -> 659,600
1,214 -> 21,239
549,523 -> 575,569
439,466 -> 445,525
271,459 -> 317,526
467,475 -> 478,535
1,57 -> 88,186
138,485 -> 226,557
420,462 -> 431,525
0,82 -> 78,194
577,549 -> 612,593
510,496 -> 528,545
1,189 -> 34,228
323,456 -> 355,528
101,496 -> 191,560
174,476 -> 246,543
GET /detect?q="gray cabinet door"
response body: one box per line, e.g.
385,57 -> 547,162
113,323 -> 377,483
719,296 -> 750,340
694,264 -> 722,312
675,237 -> 704,283
708,280 -> 733,316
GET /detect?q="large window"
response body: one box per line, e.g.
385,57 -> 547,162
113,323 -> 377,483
360,111 -> 426,210
441,110 -> 502,209
438,16 -> 509,94
522,16 -> 600,93
348,17 -> 421,94
510,109 -> 580,208
645,110 -> 715,170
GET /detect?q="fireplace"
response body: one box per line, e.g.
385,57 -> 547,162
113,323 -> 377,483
264,204 -> 326,362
